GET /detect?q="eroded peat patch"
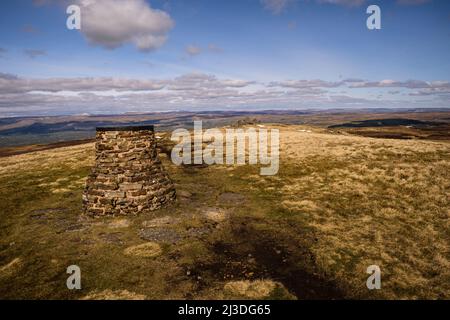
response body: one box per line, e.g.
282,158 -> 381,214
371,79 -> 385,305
184,216 -> 347,300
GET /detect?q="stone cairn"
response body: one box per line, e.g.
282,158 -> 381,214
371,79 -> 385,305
83,125 -> 176,216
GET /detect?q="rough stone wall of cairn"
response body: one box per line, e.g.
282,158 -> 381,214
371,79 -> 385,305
83,125 -> 176,216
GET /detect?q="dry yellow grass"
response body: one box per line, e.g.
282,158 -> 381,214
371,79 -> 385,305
0,143 -> 94,177
273,126 -> 450,299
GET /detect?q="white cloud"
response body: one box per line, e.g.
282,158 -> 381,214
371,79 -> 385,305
269,79 -> 343,88
0,73 -> 448,116
78,0 -> 174,52
347,79 -> 444,89
0,75 -> 166,93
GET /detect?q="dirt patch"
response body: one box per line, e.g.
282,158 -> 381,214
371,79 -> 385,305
189,217 -> 348,300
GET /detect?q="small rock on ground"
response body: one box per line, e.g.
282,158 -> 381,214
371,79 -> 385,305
139,227 -> 182,244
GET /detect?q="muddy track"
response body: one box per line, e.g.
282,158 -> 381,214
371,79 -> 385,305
191,216 -> 349,299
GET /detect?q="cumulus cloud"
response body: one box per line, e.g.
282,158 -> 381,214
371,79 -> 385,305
77,0 -> 174,52
167,73 -> 254,91
347,79 -> 447,89
347,79 -> 450,96
24,49 -> 47,59
269,79 -> 344,88
0,75 -> 166,94
0,73 -> 448,117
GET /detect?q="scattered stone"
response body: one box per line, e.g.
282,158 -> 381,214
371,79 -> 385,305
139,227 -> 182,244
108,219 -> 130,229
124,242 -> 162,258
81,289 -> 146,300
186,226 -> 212,238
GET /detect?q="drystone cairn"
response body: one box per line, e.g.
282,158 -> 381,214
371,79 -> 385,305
83,125 -> 176,216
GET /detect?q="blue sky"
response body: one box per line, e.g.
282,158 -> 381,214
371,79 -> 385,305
0,0 -> 449,116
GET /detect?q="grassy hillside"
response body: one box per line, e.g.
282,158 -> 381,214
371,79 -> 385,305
0,125 -> 449,299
